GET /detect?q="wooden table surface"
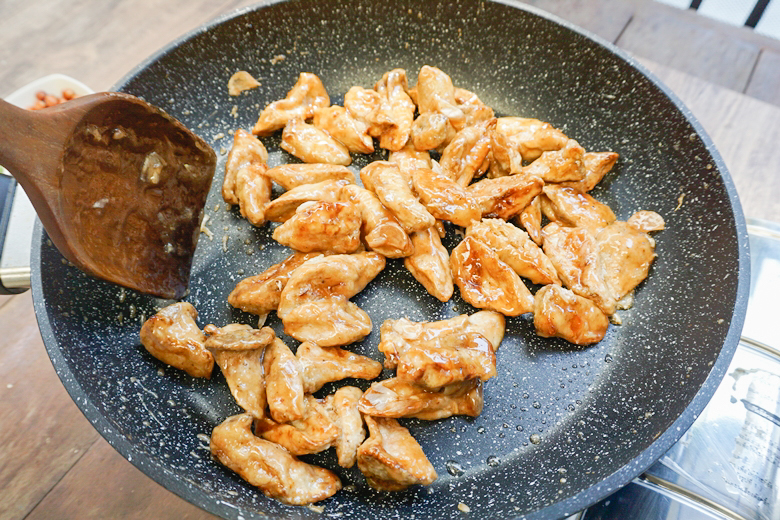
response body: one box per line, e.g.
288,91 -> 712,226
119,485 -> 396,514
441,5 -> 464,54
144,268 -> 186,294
1,1 -> 778,519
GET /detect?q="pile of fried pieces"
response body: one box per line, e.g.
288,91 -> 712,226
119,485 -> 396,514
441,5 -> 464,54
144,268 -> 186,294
139,66 -> 664,506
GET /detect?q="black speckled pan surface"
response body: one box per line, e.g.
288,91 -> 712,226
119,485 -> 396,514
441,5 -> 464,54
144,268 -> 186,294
33,1 -> 749,518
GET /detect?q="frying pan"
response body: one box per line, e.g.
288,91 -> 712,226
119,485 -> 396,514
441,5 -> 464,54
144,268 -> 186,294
32,0 -> 750,518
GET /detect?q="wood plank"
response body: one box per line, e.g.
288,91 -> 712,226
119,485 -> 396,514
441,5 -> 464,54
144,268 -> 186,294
26,437 -> 219,520
745,49 -> 780,107
0,292 -> 100,520
518,0 -> 635,42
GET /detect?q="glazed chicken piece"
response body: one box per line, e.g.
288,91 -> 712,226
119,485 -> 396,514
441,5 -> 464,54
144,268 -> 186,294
277,252 -> 386,346
411,168 -> 481,227
490,117 -> 569,175
227,70 -> 260,96
358,378 -> 483,420
281,117 -> 351,165
373,69 -> 416,151
222,129 -> 272,226
263,179 -> 349,222
312,105 -> 374,154
450,236 -> 535,316
533,284 -> 609,345
211,414 -> 341,505
403,226 -> 454,302
541,184 -> 616,229
203,324 -> 275,351
252,72 -> 330,136
388,143 -> 432,183
344,85 -> 384,137
517,195 -> 543,245
468,174 -> 544,220
357,415 -> 437,491
378,311 -> 505,370
271,200 -> 362,254
255,395 -> 339,455
522,139 -> 586,183
415,65 -> 464,128
410,112 -> 454,151
263,337 -> 305,423
595,221 -> 658,305
452,87 -> 494,130
341,184 -> 414,258
296,341 -> 383,393
263,163 -> 355,191
628,210 -> 665,233
228,252 -> 322,316
560,151 -> 619,193
439,118 -> 495,186
321,386 -> 366,468
466,219 -> 560,285
360,161 -> 435,233
140,302 -> 212,378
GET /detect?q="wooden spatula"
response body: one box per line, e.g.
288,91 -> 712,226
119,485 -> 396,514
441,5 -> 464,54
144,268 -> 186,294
0,92 -> 216,299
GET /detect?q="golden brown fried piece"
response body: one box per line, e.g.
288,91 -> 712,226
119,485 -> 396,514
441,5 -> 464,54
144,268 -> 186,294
595,222 -> 658,305
281,117 -> 351,165
281,301 -> 373,348
341,184 -> 414,258
255,395 -> 339,455
322,386 -> 367,468
378,311 -> 505,370
344,86 -> 383,136
490,117 -> 569,175
517,195 -> 543,246
411,112 -> 453,151
312,105 -> 374,154
439,118 -> 495,186
468,174 -> 544,220
522,139 -> 586,182
466,218 -> 560,285
452,87 -> 494,130
263,337 -> 305,423
263,163 -> 355,191
296,341 -> 383,393
272,201 -> 362,254
560,151 -> 619,192
357,416 -> 437,491
412,168 -> 481,227
263,179 -> 349,222
211,414 -> 341,505
416,65 -> 464,128
388,143 -> 432,183
140,302 -> 212,378
358,378 -> 483,420
223,129 -> 272,226
203,325 -> 275,351
227,70 -> 260,96
373,69 -> 416,151
252,72 -> 330,136
228,252 -> 322,316
403,226 -> 454,302
541,184 -> 616,229
628,210 -> 665,233
360,161 -> 435,233
533,284 -> 609,345
450,236 -> 534,316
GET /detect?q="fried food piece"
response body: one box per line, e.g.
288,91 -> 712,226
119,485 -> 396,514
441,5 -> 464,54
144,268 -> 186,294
211,414 -> 341,505
533,284 -> 609,345
468,174 -> 544,220
357,415 -> 437,491
416,65 -> 464,127
595,221 -> 658,304
560,151 -> 619,192
453,87 -> 494,130
517,195 -> 543,245
466,219 -> 560,285
140,302 -> 212,378
322,386 -> 366,468
263,337 -> 305,423
228,70 -> 260,96
255,396 -> 339,455
388,143 -> 432,183
628,210 -> 665,232
522,139 -> 586,182
263,179 -> 349,222
373,69 -> 416,151
411,168 -> 481,227
228,252 -> 322,315
312,105 -> 374,154
396,331 -> 496,389
281,117 -> 351,165
341,184 -> 414,258
411,112 -> 453,151
450,236 -> 534,316
358,378 -> 483,420
263,163 -> 355,191
252,72 -> 330,136
296,341 -> 383,393
439,118 -> 495,186
344,85 -> 383,136
278,252 -> 386,346
272,200 -> 362,254
360,161 -> 435,233
490,117 -> 569,175
541,184 -> 616,229
203,325 -> 275,351
223,129 -> 272,225
403,226 -> 454,302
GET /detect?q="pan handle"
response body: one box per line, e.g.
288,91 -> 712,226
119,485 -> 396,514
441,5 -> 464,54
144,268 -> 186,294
0,169 -> 30,294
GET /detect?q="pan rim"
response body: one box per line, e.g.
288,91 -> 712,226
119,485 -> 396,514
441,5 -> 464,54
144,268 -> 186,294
32,1 -> 750,518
